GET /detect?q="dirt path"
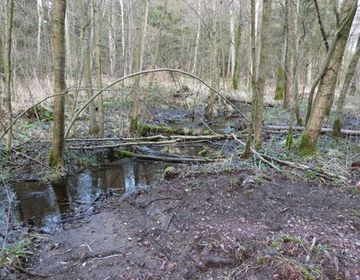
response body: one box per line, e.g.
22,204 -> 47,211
25,167 -> 360,280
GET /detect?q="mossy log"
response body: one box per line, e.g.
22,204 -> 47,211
140,124 -> 211,136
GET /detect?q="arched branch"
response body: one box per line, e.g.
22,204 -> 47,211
0,68 -> 248,144
65,68 -> 249,138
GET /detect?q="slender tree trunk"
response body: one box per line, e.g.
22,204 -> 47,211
253,0 -> 272,150
299,0 -> 357,155
130,0 -> 146,133
93,0 -> 104,137
204,0 -> 218,120
286,0 -> 300,148
283,0 -> 293,109
119,0 -> 126,76
3,0 -> 15,152
108,0 -> 116,77
333,33 -> 360,137
229,4 -> 235,78
192,0 -> 202,74
242,0 -> 257,158
36,0 -> 43,68
232,14 -> 242,90
49,0 -> 67,170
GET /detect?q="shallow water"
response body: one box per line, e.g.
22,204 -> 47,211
1,159 -> 167,233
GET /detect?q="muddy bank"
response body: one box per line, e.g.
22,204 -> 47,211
24,167 -> 360,280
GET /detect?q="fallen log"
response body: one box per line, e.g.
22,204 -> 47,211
265,125 -> 360,136
116,149 -> 221,163
67,134 -> 234,150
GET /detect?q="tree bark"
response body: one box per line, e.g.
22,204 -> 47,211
49,0 -> 67,170
299,0 -> 357,155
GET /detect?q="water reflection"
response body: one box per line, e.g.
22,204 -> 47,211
4,159 -> 165,232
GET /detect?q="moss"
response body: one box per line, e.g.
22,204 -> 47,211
332,118 -> 342,138
140,124 -> 210,136
285,131 -> 294,150
298,131 -> 316,156
256,255 -> 271,265
232,62 -> 240,90
274,67 -> 285,100
116,150 -> 134,158
296,116 -> 303,126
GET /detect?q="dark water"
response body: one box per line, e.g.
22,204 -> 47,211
1,159 -> 167,233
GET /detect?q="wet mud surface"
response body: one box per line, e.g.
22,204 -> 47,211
25,168 -> 360,280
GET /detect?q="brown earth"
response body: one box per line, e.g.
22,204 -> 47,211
20,167 -> 360,280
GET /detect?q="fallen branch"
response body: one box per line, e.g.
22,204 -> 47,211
140,197 -> 183,208
117,149 -> 221,163
231,134 -> 347,181
11,264 -> 49,278
260,154 -> 347,181
265,125 -> 360,136
231,134 -> 282,173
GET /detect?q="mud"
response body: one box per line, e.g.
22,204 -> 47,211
20,168 -> 360,280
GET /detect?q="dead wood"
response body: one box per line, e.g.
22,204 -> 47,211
265,125 -> 360,136
116,149 -> 221,163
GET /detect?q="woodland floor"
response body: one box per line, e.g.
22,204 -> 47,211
14,166 -> 360,280
1,86 -> 360,279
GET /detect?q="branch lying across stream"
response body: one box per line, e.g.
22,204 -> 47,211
67,133 -> 233,150
116,149 -> 222,163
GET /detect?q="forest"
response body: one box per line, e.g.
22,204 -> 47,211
0,0 -> 360,279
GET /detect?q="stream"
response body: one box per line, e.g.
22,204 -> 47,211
1,158 -> 169,233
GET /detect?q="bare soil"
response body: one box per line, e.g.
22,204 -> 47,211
24,167 -> 360,280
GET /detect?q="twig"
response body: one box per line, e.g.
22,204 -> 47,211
13,150 -> 46,166
141,197 -> 183,208
11,264 -> 49,278
166,214 -> 176,231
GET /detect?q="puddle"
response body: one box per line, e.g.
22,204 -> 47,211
1,159 -> 168,233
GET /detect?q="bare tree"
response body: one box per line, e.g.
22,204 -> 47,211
333,33 -> 360,137
49,0 -> 67,170
299,0 -> 357,155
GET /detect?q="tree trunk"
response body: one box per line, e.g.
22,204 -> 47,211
253,0 -> 272,150
49,0 -> 67,170
283,0 -> 293,109
119,0 -> 126,76
232,18 -> 242,90
333,32 -> 360,137
108,0 -> 116,77
130,0 -> 146,134
204,0 -> 218,120
191,0 -> 202,74
242,0 -> 258,158
36,0 -> 43,68
2,0 -> 15,152
93,0 -> 104,137
299,0 -> 357,155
